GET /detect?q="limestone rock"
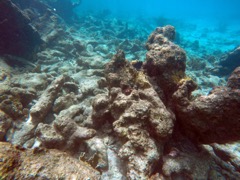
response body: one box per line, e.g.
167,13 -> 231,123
84,137 -> 108,171
218,46 -> 240,76
35,123 -> 65,149
0,87 -> 36,120
162,150 -> 211,179
0,111 -> 12,141
35,105 -> 96,151
204,143 -> 240,178
227,66 -> 240,89
53,92 -> 80,113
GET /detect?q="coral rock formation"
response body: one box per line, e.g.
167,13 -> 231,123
30,75 -> 65,124
173,67 -> 240,143
1,1 -> 240,177
91,50 -> 175,179
0,142 -> 100,179
144,26 -> 187,100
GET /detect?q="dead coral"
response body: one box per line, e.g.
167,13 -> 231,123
173,67 -> 240,143
144,26 -> 187,100
90,50 -> 175,179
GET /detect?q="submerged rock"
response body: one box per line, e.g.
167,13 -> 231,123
30,75 -> 65,124
0,111 -> 12,141
217,46 -> 240,76
1,1 -> 240,177
0,0 -> 42,59
0,142 -> 100,179
91,50 -> 175,179
205,143 -> 240,178
173,67 -> 240,143
227,66 -> 240,89
144,26 -> 187,100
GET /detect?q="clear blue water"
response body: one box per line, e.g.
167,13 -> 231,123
75,0 -> 240,54
76,0 -> 240,21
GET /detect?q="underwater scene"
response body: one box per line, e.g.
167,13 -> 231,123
0,0 -> 240,179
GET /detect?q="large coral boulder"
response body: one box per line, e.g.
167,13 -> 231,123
91,50 -> 175,179
0,142 -> 100,179
173,67 -> 240,143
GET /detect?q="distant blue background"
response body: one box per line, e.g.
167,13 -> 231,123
76,0 -> 240,23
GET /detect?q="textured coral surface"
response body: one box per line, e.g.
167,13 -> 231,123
0,142 -> 100,179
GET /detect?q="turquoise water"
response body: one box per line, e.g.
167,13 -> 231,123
77,0 -> 240,21
75,0 -> 240,54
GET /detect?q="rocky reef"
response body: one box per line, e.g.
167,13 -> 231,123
144,25 -> 187,102
1,0 -> 240,179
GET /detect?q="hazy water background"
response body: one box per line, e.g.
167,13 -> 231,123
76,0 -> 240,25
74,0 -> 240,56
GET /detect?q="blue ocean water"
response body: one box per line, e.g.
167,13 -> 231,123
77,0 -> 240,21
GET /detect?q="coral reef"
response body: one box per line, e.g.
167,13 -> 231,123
29,75 -> 65,124
36,112 -> 96,150
217,46 -> 240,76
0,111 -> 11,141
0,0 -> 240,179
204,143 -> 240,178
